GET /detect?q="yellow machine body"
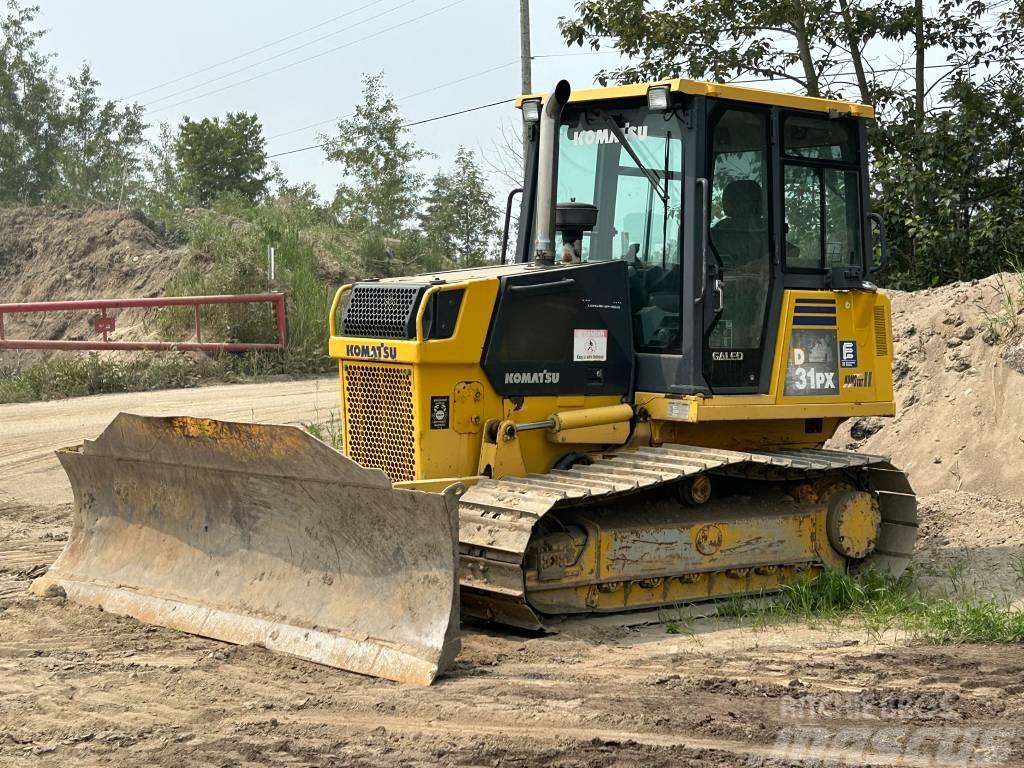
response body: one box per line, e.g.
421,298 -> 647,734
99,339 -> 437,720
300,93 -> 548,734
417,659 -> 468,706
330,271 -> 896,487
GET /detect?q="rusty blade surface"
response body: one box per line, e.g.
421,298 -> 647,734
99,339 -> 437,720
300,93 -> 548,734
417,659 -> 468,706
32,414 -> 460,686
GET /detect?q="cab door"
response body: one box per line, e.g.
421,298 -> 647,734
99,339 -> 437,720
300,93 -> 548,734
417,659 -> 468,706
700,103 -> 779,393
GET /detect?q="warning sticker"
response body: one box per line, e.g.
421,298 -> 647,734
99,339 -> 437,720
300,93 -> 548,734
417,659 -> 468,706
429,396 -> 450,429
573,329 -> 608,362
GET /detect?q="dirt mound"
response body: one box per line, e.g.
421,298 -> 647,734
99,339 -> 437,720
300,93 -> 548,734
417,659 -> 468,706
829,273 -> 1024,500
0,207 -> 189,346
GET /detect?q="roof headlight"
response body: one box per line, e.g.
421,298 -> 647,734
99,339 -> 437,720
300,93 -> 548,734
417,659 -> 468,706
647,85 -> 671,111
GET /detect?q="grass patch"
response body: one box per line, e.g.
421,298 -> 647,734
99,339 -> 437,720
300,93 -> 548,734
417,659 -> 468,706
301,408 -> 344,451
661,568 -> 1024,645
976,255 -> 1024,343
0,353 -> 227,403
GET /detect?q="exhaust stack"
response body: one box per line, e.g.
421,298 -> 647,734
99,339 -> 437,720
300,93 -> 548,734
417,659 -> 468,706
533,79 -> 571,264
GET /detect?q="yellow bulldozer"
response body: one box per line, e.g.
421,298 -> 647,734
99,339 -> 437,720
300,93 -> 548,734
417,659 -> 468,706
34,78 -> 917,686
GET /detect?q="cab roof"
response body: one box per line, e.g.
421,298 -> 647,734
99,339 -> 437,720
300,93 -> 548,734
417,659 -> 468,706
516,78 -> 875,119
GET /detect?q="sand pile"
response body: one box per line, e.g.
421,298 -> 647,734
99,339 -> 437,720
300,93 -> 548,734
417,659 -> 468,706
0,207 -> 190,347
829,273 -> 1024,500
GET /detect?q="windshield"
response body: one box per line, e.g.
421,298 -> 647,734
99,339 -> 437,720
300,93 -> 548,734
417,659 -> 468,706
557,104 -> 685,352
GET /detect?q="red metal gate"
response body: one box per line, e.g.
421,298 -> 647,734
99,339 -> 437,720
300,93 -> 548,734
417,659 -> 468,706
0,293 -> 288,352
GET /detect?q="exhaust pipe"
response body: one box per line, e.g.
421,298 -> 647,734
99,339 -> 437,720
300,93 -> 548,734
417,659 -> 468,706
533,79 -> 572,265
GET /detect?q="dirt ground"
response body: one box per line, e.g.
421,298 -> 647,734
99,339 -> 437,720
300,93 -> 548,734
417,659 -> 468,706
2,378 -> 1023,767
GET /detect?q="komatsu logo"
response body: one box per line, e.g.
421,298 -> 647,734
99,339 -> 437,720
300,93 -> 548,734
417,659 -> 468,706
570,122 -> 649,145
504,369 -> 560,385
346,343 -> 398,360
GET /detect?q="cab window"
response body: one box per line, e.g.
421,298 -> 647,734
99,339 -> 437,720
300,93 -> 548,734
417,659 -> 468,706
557,105 -> 685,353
782,115 -> 863,271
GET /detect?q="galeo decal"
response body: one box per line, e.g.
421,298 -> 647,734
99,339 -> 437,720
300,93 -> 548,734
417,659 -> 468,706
712,351 -> 744,361
345,343 -> 398,360
504,370 -> 560,385
569,122 -> 648,146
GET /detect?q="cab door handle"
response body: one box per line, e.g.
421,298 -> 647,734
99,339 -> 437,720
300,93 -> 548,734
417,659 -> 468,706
695,177 -> 710,304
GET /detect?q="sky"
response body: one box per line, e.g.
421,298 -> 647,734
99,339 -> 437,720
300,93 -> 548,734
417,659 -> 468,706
36,0 -> 633,202
34,1 -> 959,205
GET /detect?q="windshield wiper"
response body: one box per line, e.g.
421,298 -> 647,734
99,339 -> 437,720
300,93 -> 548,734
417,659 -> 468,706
603,117 -> 668,205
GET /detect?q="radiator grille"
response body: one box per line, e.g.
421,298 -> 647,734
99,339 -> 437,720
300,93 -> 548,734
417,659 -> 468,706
873,305 -> 888,356
342,284 -> 423,339
343,362 -> 415,482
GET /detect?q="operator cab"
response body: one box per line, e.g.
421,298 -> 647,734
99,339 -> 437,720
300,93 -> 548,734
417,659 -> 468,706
515,81 -> 879,396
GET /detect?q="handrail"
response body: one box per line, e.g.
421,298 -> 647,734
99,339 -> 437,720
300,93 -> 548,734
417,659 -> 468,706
0,293 -> 287,353
329,284 -> 353,338
867,212 -> 888,274
414,283 -> 466,342
695,177 -> 711,304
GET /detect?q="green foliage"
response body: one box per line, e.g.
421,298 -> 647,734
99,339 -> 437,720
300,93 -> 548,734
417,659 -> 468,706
907,598 -> 1024,643
139,122 -> 184,218
174,112 -> 270,207
302,409 -> 344,451
874,74 -> 1024,288
0,1 -> 65,202
322,73 -> 428,234
0,353 -> 223,403
420,146 -> 500,268
54,64 -> 146,207
0,1 -> 146,205
975,263 -> 1024,343
560,0 -> 1024,290
157,198 -> 341,372
662,568 -> 1024,644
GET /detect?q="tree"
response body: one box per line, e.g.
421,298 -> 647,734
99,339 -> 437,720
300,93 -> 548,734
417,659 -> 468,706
420,146 -> 500,268
559,0 -> 1019,289
57,63 -> 146,206
322,73 -> 428,233
0,1 -> 66,203
174,112 -> 270,207
559,0 -> 988,106
872,69 -> 1024,287
139,121 -> 182,214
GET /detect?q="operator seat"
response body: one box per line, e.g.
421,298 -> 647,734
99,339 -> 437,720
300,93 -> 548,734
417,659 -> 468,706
709,179 -> 770,348
711,180 -> 768,269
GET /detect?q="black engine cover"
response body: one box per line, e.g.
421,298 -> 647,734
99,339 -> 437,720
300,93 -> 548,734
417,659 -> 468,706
482,261 -> 633,397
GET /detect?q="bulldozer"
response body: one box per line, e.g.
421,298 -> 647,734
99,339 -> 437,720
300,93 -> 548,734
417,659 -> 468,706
34,78 -> 917,686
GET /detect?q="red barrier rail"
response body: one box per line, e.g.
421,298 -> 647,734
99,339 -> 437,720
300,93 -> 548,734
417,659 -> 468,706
0,293 -> 288,352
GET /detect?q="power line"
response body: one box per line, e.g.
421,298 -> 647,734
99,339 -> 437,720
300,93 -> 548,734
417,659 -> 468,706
266,59 -> 518,140
731,55 -> 1024,85
143,0 -> 420,108
531,50 -> 620,59
267,98 -> 513,159
148,0 -> 467,115
122,0 -> 387,101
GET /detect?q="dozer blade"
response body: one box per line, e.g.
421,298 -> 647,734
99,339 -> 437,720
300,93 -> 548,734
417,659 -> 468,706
32,414 -> 461,686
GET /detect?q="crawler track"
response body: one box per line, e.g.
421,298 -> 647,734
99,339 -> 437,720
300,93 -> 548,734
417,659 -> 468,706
458,445 -> 917,628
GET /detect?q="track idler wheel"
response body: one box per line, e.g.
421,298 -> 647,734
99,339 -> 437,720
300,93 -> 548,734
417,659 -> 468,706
677,474 -> 712,506
826,489 -> 882,559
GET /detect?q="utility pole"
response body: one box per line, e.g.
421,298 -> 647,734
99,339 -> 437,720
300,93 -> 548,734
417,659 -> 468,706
519,0 -> 532,181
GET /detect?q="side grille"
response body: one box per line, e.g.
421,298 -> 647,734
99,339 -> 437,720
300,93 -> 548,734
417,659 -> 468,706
342,284 -> 425,339
873,305 -> 888,356
343,362 -> 415,482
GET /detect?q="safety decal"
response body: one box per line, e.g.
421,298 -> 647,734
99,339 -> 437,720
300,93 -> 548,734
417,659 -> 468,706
430,396 -> 450,430
573,329 -> 608,362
